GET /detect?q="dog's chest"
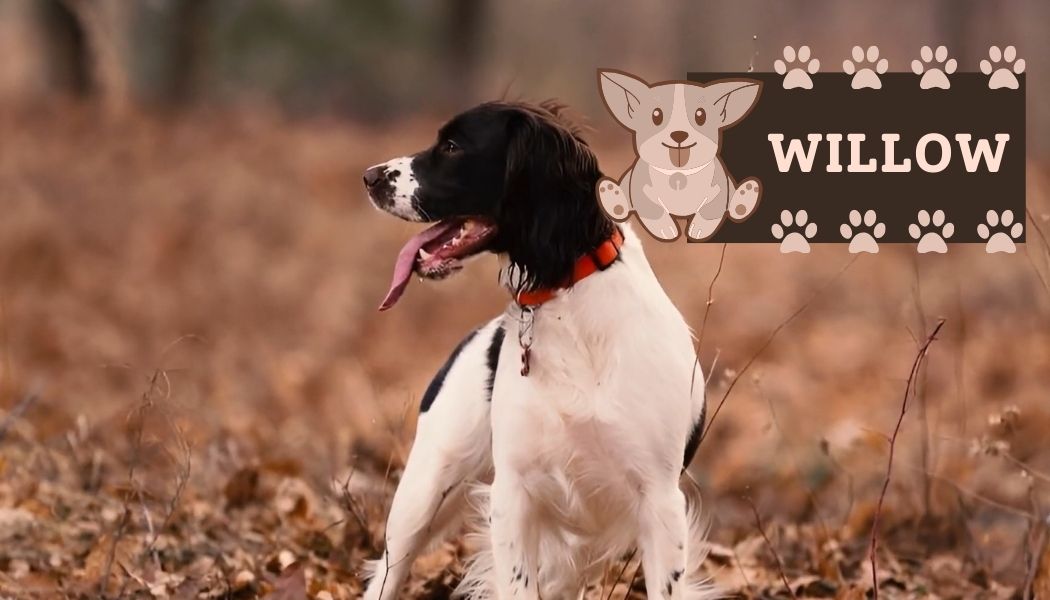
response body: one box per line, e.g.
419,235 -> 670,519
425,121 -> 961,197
494,306 -> 653,492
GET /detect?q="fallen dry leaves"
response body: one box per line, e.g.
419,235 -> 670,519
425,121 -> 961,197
0,105 -> 1048,598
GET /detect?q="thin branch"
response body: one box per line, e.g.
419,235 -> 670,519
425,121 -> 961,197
896,461 -> 1034,520
819,438 -> 856,530
605,548 -> 637,600
0,390 -> 38,443
1022,486 -> 1046,600
691,244 -> 728,400
1023,206 -> 1050,300
100,369 -> 162,596
869,319 -> 945,600
624,554 -> 643,600
744,496 -> 796,599
756,379 -> 832,541
700,256 -> 858,445
911,258 -> 934,519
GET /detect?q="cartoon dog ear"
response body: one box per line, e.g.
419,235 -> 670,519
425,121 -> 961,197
597,70 -> 651,129
706,79 -> 762,127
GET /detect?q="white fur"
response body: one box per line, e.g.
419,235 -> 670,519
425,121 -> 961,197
368,156 -> 423,221
363,225 -> 713,599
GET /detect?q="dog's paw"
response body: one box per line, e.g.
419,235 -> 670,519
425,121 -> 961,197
729,178 -> 761,222
597,178 -> 631,222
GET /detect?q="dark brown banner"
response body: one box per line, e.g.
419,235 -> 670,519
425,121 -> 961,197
681,72 -> 1025,247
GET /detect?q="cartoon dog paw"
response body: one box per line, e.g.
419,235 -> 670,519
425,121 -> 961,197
645,217 -> 682,241
729,178 -> 761,222
977,209 -> 1023,253
908,209 -> 953,253
843,46 -> 888,90
687,215 -> 722,242
771,210 -> 817,254
596,178 -> 631,222
840,209 -> 885,254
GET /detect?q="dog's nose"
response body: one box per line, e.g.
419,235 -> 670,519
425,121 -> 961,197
363,166 -> 386,189
669,130 -> 689,144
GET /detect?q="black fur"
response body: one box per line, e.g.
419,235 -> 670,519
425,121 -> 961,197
682,400 -> 706,469
485,325 -> 505,398
419,329 -> 478,412
408,101 -> 614,293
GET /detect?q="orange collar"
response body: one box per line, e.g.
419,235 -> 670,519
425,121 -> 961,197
515,228 -> 624,307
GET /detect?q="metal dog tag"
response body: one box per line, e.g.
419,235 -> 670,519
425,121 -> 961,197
518,305 -> 535,376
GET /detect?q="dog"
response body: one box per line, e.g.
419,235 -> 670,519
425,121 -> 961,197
595,70 -> 763,242
361,100 -> 711,599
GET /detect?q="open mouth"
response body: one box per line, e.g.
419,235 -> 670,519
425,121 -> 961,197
379,216 -> 498,311
662,142 -> 696,168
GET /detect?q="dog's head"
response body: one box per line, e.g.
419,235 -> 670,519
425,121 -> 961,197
598,70 -> 761,171
364,101 -> 612,310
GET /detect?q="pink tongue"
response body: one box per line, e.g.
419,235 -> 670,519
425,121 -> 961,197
378,220 -> 460,311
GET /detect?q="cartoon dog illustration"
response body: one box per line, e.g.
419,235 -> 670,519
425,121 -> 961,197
596,70 -> 763,241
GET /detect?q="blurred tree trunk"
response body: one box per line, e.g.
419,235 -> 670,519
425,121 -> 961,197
936,0 -> 975,65
444,0 -> 486,107
58,0 -> 132,117
166,0 -> 213,107
39,0 -> 92,97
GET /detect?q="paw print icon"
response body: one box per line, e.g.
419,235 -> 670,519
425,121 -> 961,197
911,46 -> 957,90
980,45 -> 1025,90
771,210 -> 817,254
774,46 -> 820,90
843,46 -> 888,89
978,210 -> 1023,253
908,210 -> 954,253
840,210 -> 885,254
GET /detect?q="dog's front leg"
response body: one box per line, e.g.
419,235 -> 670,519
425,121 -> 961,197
364,321 -> 501,600
490,473 -> 540,600
637,483 -> 689,599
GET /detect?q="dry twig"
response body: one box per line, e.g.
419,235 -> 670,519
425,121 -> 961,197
869,318 -> 945,599
744,495 -> 796,599
700,256 -> 858,445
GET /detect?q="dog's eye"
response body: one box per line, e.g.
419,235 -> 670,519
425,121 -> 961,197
651,108 -> 663,125
694,108 -> 706,126
440,140 -> 461,155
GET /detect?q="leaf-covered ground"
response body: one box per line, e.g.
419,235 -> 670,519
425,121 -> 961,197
1,104 -> 1049,598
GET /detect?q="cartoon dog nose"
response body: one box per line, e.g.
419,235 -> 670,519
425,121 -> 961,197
669,130 -> 689,144
363,166 -> 386,189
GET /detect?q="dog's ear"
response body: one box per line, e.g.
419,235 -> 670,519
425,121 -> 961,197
706,79 -> 762,128
597,70 -> 651,129
500,108 -> 607,291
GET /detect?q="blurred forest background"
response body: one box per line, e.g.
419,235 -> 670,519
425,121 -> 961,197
1,1 -> 1050,598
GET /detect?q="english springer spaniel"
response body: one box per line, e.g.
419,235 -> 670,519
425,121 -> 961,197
361,101 -> 710,599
